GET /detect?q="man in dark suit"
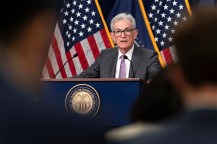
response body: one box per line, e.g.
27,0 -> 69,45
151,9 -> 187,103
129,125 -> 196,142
113,9 -> 217,144
74,13 -> 162,81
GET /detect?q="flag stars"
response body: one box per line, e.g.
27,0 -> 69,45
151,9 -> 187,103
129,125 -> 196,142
71,9 -> 75,14
89,19 -> 94,24
179,4 -> 184,10
79,31 -> 84,37
95,23 -> 100,28
87,0 -> 91,4
72,36 -> 75,41
73,0 -> 77,6
161,13 -> 166,18
155,37 -> 159,42
149,13 -> 153,18
83,15 -> 88,21
171,29 -> 175,34
167,16 -> 172,22
168,37 -> 173,42
151,5 -> 156,10
158,21 -> 163,26
64,11 -> 69,16
172,0 -> 177,6
173,20 -> 178,26
160,41 -> 165,46
164,4 -> 168,10
63,19 -> 67,24
85,7 -> 90,12
165,25 -> 169,30
81,23 -> 86,29
147,0 -> 189,50
66,3 -> 70,8
176,12 -> 181,18
154,18 -> 158,22
87,27 -> 92,32
67,34 -> 71,38
67,42 -> 70,46
74,20 -> 79,25
76,12 -> 81,17
70,17 -> 74,22
170,9 -> 175,14
78,4 -> 83,9
162,32 -> 167,38
156,29 -> 161,34
73,28 -> 77,33
91,11 -> 96,16
68,25 -> 72,30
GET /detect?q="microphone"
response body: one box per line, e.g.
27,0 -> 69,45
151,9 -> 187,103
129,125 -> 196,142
53,53 -> 78,78
123,55 -> 135,78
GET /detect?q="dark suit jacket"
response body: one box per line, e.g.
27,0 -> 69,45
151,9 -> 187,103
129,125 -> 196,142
74,45 -> 162,81
112,109 -> 217,144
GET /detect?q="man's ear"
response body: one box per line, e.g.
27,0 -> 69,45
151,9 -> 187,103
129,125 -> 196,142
133,29 -> 138,40
110,32 -> 116,43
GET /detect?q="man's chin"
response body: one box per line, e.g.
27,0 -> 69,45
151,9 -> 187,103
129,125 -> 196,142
118,45 -> 130,49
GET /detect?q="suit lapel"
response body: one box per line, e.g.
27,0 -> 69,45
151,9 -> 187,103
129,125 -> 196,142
108,48 -> 118,78
129,45 -> 142,78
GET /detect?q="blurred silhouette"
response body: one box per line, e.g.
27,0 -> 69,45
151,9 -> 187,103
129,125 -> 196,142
106,66 -> 183,142
0,0 -> 58,95
0,0 -> 105,143
110,8 -> 217,144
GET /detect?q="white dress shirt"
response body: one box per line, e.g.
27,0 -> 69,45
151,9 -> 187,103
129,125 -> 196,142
115,45 -> 134,78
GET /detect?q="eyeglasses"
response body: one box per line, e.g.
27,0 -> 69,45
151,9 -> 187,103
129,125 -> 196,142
112,28 -> 135,36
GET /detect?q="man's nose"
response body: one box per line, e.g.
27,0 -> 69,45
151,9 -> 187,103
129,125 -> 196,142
120,31 -> 126,37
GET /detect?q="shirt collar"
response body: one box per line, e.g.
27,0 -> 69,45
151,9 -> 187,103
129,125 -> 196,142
118,44 -> 134,60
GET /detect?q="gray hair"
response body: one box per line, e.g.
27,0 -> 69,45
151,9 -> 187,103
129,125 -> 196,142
110,13 -> 136,31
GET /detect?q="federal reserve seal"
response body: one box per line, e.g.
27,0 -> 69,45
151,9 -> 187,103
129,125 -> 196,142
65,84 -> 100,119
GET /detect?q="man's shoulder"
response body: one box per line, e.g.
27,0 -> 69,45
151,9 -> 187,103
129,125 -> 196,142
101,47 -> 117,53
120,109 -> 217,144
134,46 -> 157,58
136,46 -> 156,53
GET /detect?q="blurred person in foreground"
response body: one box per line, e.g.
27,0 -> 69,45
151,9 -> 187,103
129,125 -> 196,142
112,8 -> 217,144
0,0 -> 105,143
0,0 -> 57,96
106,66 -> 183,142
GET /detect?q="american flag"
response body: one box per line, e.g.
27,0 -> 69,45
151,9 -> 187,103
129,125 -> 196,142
42,0 -> 113,79
141,0 -> 192,65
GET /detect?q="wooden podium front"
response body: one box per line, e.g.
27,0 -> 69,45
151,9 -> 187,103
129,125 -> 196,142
40,78 -> 145,127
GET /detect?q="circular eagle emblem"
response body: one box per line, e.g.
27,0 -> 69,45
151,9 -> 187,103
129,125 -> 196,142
65,84 -> 100,119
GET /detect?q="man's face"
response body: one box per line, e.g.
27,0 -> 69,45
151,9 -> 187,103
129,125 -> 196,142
111,19 -> 138,51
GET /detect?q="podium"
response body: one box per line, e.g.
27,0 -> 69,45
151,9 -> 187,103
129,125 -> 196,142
41,78 -> 145,127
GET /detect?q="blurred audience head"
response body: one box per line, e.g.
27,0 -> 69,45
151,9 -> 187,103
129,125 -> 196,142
0,0 -> 60,45
130,66 -> 182,123
174,8 -> 217,88
0,0 -> 60,93
173,8 -> 217,108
